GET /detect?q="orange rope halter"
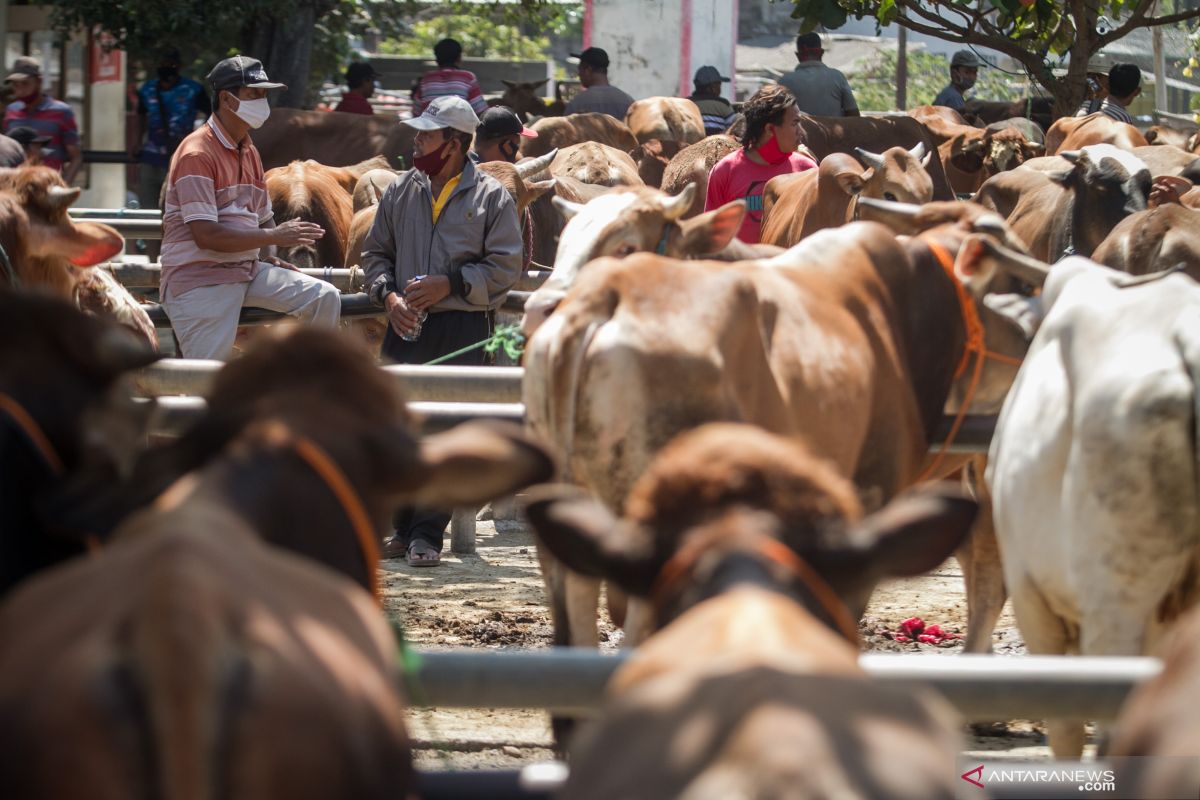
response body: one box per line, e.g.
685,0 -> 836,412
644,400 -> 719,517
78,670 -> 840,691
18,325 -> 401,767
291,436 -> 382,603
916,239 -> 1023,482
0,392 -> 65,475
652,533 -> 862,646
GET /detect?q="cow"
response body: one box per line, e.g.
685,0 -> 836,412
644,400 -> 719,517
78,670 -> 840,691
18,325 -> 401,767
624,97 -> 706,146
658,134 -> 741,219
974,144 -> 1151,261
1144,123 -> 1197,149
549,141 -> 643,188
525,424 -> 977,798
523,217 -> 1040,655
628,139 -> 677,189
910,106 -> 1044,196
352,168 -> 397,212
1130,144 -> 1200,179
0,327 -> 555,799
266,161 -> 353,271
986,256 -> 1200,757
759,144 -> 933,247
495,78 -> 564,121
797,114 -> 954,200
1108,604 -> 1200,799
962,97 -> 1055,134
253,108 -> 416,171
0,292 -> 158,596
1045,112 -> 1148,155
520,113 -> 640,159
1092,202 -> 1200,279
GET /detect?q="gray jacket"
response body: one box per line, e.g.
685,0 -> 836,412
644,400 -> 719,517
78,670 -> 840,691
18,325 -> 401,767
362,159 -> 522,312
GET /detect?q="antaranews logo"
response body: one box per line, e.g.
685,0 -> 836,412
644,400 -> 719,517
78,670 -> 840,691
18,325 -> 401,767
958,760 -> 1118,795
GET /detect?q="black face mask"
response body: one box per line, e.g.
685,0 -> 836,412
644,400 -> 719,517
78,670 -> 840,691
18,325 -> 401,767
158,67 -> 179,81
499,139 -> 519,163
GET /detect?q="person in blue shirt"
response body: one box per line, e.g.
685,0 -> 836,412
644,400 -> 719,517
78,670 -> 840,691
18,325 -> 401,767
134,48 -> 210,209
933,50 -> 982,112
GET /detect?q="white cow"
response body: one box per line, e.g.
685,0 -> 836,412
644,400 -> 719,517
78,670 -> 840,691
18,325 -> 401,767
987,257 -> 1200,757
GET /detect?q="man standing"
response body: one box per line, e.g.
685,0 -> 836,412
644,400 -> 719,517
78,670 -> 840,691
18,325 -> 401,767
335,61 -> 378,115
412,39 -> 488,116
362,96 -> 522,567
3,56 -> 82,183
160,55 -> 340,360
777,32 -> 859,118
689,65 -> 738,136
704,84 -> 817,244
934,50 -> 982,112
1094,63 -> 1141,124
564,47 -> 634,119
135,48 -> 211,210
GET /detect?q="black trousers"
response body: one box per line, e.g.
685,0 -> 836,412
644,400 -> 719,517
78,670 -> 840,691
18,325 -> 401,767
383,309 -> 492,552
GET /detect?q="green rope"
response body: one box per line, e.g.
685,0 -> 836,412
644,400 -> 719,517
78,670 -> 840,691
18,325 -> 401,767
389,616 -> 453,768
422,323 -> 525,366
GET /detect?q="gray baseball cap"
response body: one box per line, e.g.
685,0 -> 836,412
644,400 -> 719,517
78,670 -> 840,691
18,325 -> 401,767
402,95 -> 480,134
951,50 -> 983,69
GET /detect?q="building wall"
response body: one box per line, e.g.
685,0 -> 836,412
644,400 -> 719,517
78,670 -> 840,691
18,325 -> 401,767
588,0 -> 737,102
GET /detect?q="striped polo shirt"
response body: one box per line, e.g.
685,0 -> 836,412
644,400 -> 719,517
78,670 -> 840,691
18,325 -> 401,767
2,95 -> 80,171
412,68 -> 488,115
159,115 -> 272,299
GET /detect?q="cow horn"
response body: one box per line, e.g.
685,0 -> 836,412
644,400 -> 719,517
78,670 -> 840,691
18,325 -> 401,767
907,141 -> 926,161
854,147 -> 886,170
1059,150 -> 1084,165
979,238 -> 1051,288
516,149 -> 557,180
47,185 -> 81,209
552,196 -> 584,222
659,184 -> 696,221
856,196 -> 921,219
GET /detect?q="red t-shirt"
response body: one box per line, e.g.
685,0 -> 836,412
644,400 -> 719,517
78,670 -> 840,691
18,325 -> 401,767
705,149 -> 817,243
334,92 -> 374,115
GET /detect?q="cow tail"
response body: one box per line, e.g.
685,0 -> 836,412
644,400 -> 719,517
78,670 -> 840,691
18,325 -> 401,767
119,570 -> 245,800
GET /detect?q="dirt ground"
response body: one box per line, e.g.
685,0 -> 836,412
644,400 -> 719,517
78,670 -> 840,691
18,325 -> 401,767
381,516 -> 1087,771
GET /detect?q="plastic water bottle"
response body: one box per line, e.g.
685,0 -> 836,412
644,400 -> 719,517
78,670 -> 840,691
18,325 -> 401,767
400,274 -> 428,342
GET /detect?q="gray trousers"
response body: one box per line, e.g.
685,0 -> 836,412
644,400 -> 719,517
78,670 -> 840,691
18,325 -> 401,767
163,262 -> 341,360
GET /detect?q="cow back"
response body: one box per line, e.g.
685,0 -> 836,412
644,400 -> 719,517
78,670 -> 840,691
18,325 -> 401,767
254,108 -> 415,171
625,97 -> 706,146
798,115 -> 954,200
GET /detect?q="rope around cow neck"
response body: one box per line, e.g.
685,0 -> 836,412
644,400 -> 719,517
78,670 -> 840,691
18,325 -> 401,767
422,323 -> 525,366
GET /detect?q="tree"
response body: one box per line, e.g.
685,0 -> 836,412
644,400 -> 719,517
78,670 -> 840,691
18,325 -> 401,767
852,49 -> 1021,112
788,0 -> 1200,116
379,14 -> 551,61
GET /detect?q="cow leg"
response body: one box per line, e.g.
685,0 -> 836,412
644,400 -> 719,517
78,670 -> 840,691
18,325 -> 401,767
621,598 -> 655,647
537,547 -> 600,754
959,457 -> 1007,654
1010,577 -> 1085,758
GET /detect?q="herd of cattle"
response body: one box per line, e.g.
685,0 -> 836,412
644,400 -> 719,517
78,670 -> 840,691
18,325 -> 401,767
3,89 -> 1200,797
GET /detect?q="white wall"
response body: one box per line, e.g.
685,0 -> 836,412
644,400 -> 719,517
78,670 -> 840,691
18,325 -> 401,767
589,0 -> 738,102
79,43 -> 125,207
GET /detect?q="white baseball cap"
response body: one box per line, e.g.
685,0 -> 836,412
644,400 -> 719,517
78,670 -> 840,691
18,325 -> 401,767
402,96 -> 479,134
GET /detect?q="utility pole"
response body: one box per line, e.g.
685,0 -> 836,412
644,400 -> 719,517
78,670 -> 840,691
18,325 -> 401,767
896,23 -> 908,111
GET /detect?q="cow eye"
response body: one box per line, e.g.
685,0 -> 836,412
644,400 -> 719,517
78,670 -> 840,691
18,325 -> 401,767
884,192 -> 898,202
614,243 -> 638,258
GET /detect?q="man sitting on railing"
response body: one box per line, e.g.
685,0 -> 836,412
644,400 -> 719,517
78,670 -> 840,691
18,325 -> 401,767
159,56 -> 340,360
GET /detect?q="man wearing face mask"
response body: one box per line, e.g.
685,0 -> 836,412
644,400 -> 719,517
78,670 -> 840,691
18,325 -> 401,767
362,95 -> 522,567
471,106 -> 537,164
933,50 -> 982,112
134,48 -> 211,210
2,56 -> 82,183
703,84 -> 817,244
158,55 -> 341,361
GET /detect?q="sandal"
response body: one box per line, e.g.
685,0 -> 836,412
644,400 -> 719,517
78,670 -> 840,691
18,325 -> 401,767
406,540 -> 442,567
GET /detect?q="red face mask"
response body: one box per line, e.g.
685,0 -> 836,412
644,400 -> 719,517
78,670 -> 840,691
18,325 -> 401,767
413,139 -> 453,175
757,130 -> 790,165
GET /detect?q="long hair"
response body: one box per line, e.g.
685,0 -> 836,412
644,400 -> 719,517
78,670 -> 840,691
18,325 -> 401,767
740,84 -> 796,151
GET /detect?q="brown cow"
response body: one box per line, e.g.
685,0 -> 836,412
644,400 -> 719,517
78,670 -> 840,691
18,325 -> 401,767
496,78 -> 564,121
521,113 -> 639,159
549,141 -> 643,188
1045,113 -> 1148,155
352,168 -> 397,212
0,292 -> 158,596
624,97 -> 706,146
265,161 -> 352,271
1092,202 -> 1200,280
526,425 -> 976,798
628,139 -> 678,189
0,327 -> 554,800
1144,123 -> 1196,149
909,106 -> 1043,196
524,217 -> 1038,651
760,144 -> 933,247
962,97 -> 1055,133
1130,144 -> 1200,179
659,135 -> 741,219
253,108 -> 416,171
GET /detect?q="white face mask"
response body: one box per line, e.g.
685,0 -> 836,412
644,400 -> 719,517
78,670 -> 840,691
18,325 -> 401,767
232,96 -> 271,129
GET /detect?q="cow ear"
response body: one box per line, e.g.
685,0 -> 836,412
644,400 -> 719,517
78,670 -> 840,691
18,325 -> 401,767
533,78 -> 550,90
844,487 -> 978,579
678,199 -> 745,254
26,219 -> 124,266
90,326 -> 161,381
502,79 -> 517,89
526,178 -> 557,203
552,196 -> 584,221
524,485 -> 662,595
836,170 -> 868,196
406,421 -> 556,508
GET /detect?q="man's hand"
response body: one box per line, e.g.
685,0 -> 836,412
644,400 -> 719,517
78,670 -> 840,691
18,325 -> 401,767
384,291 -> 421,337
405,274 -> 451,311
263,255 -> 300,272
1150,175 -> 1192,208
271,219 -> 325,247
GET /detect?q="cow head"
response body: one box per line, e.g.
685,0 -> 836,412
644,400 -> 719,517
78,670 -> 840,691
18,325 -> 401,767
526,423 -> 977,630
266,161 -> 351,271
838,144 -> 933,221
951,128 -> 1043,176
0,167 -> 124,295
629,139 -> 683,189
351,168 -> 398,212
1051,144 -> 1151,257
499,79 -> 552,122
477,149 -> 558,215
522,186 -> 745,337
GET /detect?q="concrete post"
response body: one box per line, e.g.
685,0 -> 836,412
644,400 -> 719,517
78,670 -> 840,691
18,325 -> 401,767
81,30 -> 126,207
450,508 -> 476,554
